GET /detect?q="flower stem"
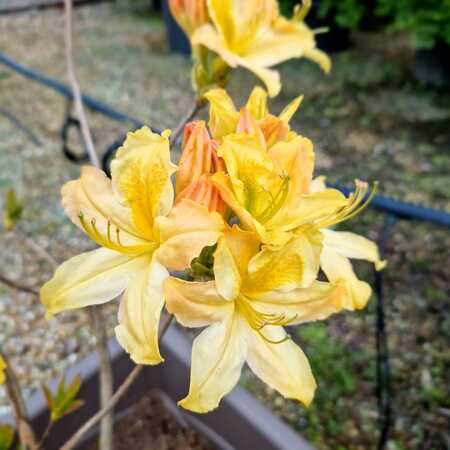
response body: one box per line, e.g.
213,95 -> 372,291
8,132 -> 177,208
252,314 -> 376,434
63,1 -> 113,447
59,314 -> 174,450
169,100 -> 205,147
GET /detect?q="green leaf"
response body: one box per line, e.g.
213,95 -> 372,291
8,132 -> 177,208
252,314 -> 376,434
0,425 -> 14,450
42,375 -> 84,422
190,243 -> 217,280
3,189 -> 23,231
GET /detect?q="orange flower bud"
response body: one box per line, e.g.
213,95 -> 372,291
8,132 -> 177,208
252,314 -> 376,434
176,174 -> 227,216
236,108 -> 267,149
176,121 -> 225,195
169,0 -> 208,37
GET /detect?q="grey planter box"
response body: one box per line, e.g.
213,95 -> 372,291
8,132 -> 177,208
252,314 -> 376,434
5,325 -> 313,450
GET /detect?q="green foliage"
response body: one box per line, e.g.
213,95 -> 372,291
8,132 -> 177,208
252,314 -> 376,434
0,425 -> 14,450
376,0 -> 450,48
317,0 -> 365,29
2,189 -> 23,231
42,376 -> 84,423
190,244 -> 216,280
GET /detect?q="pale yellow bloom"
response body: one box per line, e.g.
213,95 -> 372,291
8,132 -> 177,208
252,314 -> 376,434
0,355 -> 6,384
169,0 -> 208,37
165,225 -> 348,413
41,127 -> 225,365
191,0 -> 331,96
207,88 -> 386,309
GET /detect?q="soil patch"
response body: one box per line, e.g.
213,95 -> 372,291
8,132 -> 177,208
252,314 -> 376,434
85,391 -> 215,450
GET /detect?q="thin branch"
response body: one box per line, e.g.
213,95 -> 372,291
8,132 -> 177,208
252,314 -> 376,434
64,0 -> 100,168
1,352 -> 39,450
169,100 -> 205,147
59,314 -> 174,450
0,273 -> 39,296
63,1 -> 113,448
88,308 -> 113,450
35,421 -> 54,450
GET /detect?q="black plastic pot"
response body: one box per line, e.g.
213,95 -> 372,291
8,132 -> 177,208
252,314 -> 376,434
161,0 -> 190,55
305,1 -> 351,53
4,325 -> 313,450
413,39 -> 450,88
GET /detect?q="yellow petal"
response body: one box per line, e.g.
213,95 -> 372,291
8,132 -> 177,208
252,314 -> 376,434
155,199 -> 225,270
211,171 -> 258,232
111,127 -> 176,237
62,166 -> 154,254
245,323 -> 316,406
322,229 -> 387,271
213,225 -> 260,301
268,135 -> 314,196
206,0 -> 277,50
251,280 -> 347,324
193,25 -> 281,97
245,86 -> 268,120
244,17 -> 330,73
179,313 -> 247,413
203,87 -> 239,141
41,248 -> 148,316
217,133 -> 275,218
320,246 -> 372,310
278,94 -> 303,124
268,188 -> 348,232
0,356 -> 6,384
115,261 -> 167,365
245,231 -> 322,294
238,59 -> 281,97
165,277 -> 233,327
213,235 -> 241,301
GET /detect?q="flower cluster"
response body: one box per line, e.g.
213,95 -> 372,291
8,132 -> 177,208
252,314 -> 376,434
41,87 -> 385,413
169,0 -> 331,96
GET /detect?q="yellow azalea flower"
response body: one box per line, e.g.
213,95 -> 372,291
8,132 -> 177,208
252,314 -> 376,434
0,355 -> 6,384
41,127 -> 225,365
207,90 -> 348,248
165,225 -> 348,413
169,0 -> 208,37
191,0 -> 331,96
205,87 -> 386,309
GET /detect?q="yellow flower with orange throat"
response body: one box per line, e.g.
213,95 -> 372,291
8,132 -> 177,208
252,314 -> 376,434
41,127 -> 225,365
41,86 -> 385,414
169,0 -> 331,96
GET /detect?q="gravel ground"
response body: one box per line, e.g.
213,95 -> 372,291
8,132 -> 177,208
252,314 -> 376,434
0,2 -> 449,449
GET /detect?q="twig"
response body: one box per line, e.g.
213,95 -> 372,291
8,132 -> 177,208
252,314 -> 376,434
59,314 -> 174,450
35,421 -> 54,450
1,352 -> 39,450
0,273 -> 39,296
88,308 -> 113,450
64,0 -> 100,167
169,100 -> 204,147
63,1 -> 113,448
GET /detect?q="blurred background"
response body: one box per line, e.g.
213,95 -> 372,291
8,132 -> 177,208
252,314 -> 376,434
0,1 -> 449,449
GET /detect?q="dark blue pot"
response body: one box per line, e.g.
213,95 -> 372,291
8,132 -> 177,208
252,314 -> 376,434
162,0 -> 191,55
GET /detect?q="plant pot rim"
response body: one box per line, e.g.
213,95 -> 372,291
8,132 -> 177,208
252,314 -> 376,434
2,324 -> 313,450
